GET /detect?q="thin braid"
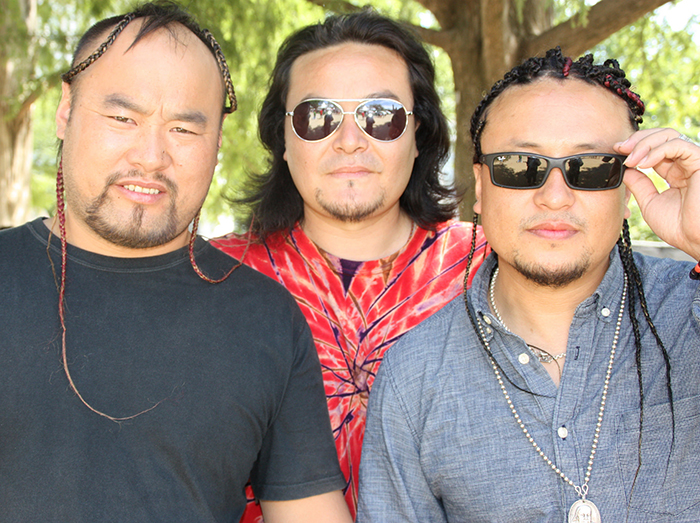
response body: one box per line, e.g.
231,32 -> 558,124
188,211 -> 245,283
616,219 -> 675,506
61,13 -> 135,84
619,220 -> 675,436
462,214 -> 535,395
201,29 -> 237,113
53,160 -> 163,422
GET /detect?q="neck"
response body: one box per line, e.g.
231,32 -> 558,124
300,207 -> 415,261
491,260 -> 608,353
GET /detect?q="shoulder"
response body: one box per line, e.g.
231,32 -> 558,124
0,219 -> 48,266
418,220 -> 489,259
381,297 -> 469,382
196,241 -> 303,313
210,229 -> 300,278
631,250 -> 698,302
429,219 -> 481,240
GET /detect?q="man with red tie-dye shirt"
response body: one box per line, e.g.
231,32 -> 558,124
214,11 -> 488,521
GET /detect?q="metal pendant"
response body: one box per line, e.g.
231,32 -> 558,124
568,499 -> 601,523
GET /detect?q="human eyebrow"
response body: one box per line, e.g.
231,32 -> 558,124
103,94 -> 147,114
169,110 -> 208,127
510,140 -> 612,152
365,91 -> 401,100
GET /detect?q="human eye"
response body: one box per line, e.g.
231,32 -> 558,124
110,115 -> 133,124
171,126 -> 197,135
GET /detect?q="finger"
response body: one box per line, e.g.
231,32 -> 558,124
614,128 -> 682,166
622,168 -> 662,210
635,144 -> 700,187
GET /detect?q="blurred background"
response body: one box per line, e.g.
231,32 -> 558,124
2,0 -> 698,245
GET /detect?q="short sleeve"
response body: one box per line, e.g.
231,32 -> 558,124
250,310 -> 345,500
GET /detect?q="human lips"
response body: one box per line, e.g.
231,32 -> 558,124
115,180 -> 167,202
328,166 -> 373,178
526,221 -> 579,240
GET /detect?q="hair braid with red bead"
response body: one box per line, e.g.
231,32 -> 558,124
468,46 -> 674,499
52,2 -> 241,421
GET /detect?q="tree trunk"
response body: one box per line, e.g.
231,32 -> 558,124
0,0 -> 37,228
0,103 -> 34,228
412,0 -> 672,218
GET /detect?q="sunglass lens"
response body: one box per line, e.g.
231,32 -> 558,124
565,155 -> 623,189
357,99 -> 407,141
491,154 -> 548,188
292,100 -> 342,141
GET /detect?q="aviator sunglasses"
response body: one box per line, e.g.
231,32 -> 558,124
286,98 -> 413,142
480,152 -> 627,191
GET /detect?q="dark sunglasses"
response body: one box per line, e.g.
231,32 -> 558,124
285,98 -> 413,142
480,152 -> 627,191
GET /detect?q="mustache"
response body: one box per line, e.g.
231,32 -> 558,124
520,212 -> 587,230
104,170 -> 179,197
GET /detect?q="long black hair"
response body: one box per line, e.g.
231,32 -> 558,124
238,9 -> 456,238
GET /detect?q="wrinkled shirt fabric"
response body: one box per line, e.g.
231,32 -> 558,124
358,249 -> 700,522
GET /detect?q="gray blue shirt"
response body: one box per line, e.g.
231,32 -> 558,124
357,249 -> 700,522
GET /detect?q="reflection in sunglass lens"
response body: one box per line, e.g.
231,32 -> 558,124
290,99 -> 409,142
565,155 -> 623,189
356,100 -> 408,141
488,154 -> 625,190
291,100 -> 343,142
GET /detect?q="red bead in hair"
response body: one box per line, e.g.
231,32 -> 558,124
562,57 -> 573,77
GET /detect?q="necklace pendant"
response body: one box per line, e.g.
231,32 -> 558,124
568,499 -> 601,523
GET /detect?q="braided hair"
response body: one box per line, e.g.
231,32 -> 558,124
465,47 -> 674,505
53,2 -> 241,422
62,1 -> 236,113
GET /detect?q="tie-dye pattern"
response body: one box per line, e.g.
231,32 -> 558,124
212,220 -> 489,521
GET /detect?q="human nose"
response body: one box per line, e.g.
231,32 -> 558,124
332,109 -> 369,153
532,167 -> 576,209
126,126 -> 173,172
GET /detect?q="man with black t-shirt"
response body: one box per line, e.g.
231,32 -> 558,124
0,3 -> 350,522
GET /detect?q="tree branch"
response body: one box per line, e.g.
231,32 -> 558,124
521,0 -> 671,59
411,25 -> 457,51
305,0 -> 362,14
16,70 -> 62,122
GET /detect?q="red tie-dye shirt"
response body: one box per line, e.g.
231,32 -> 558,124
212,220 -> 489,521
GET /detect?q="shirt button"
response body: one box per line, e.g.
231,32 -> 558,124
601,307 -> 611,317
558,426 -> 569,439
518,353 -> 530,365
485,327 -> 492,334
483,316 -> 492,325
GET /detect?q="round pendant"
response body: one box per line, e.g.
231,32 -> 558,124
568,499 -> 601,523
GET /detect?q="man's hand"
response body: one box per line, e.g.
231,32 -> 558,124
615,127 -> 700,260
260,490 -> 352,523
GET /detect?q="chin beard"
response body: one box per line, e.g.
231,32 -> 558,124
513,256 -> 590,288
86,203 -> 181,249
83,174 -> 184,249
315,188 -> 385,223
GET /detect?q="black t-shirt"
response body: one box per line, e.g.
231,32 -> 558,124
0,219 -> 344,522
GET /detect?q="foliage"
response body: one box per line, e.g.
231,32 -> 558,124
591,1 -> 700,240
26,0 -> 127,219
186,0 -> 326,236
21,0 -> 700,243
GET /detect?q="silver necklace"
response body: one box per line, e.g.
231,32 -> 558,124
489,266 -> 567,363
477,268 -> 628,523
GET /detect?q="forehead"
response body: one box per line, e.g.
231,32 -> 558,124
481,77 -> 634,152
73,22 -> 224,115
286,42 -> 412,104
